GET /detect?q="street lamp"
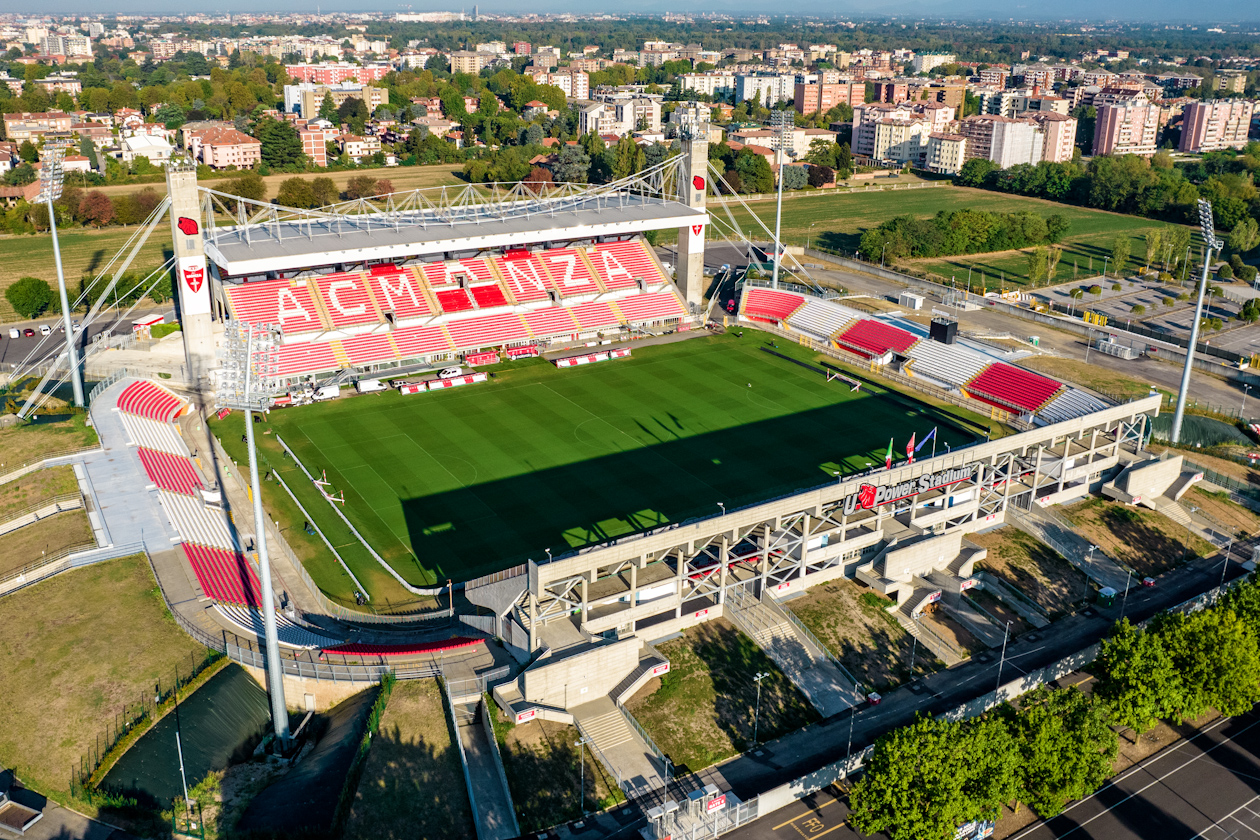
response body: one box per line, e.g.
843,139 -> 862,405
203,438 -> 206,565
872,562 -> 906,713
995,620 -> 1014,692
575,736 -> 589,815
1222,538 -> 1234,587
807,221 -> 817,251
37,148 -> 84,408
1171,200 -> 1226,445
846,682 -> 862,764
833,470 -> 841,485
1244,384 -> 1252,417
717,501 -> 726,515
1085,327 -> 1093,364
217,321 -> 290,749
1120,568 -> 1132,620
752,671 -> 770,745
545,547 -> 552,562
1103,256 -> 1110,279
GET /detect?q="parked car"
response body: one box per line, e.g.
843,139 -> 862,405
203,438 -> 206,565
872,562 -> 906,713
355,379 -> 387,394
7,328 -> 17,339
438,367 -> 463,379
23,328 -> 34,337
39,324 -> 52,336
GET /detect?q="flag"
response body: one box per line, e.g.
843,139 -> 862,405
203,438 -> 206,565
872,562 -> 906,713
885,437 -> 894,470
906,432 -> 916,465
915,426 -> 938,453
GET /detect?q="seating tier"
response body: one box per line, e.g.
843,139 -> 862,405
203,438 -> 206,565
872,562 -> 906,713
138,447 -> 202,495
614,292 -> 687,323
313,272 -> 380,329
117,380 -> 185,422
523,307 -> 579,337
591,241 -> 657,290
225,278 -> 326,334
182,543 -> 261,607
570,301 -> 621,331
368,269 -> 432,320
494,254 -> 552,303
446,314 -> 530,351
741,288 -> 805,322
966,363 -> 1064,414
835,319 -> 920,358
539,248 -> 602,295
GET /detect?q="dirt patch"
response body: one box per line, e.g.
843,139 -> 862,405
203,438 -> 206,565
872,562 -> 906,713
1063,497 -> 1213,577
626,618 -> 819,774
788,581 -> 934,692
1181,487 -> 1260,537
344,680 -> 472,840
919,606 -> 981,656
0,509 -> 96,577
970,527 -> 1090,617
0,465 -> 78,522
1021,355 -> 1159,400
966,588 -> 1034,636
1149,444 -> 1260,485
0,415 -> 98,472
494,715 -> 621,833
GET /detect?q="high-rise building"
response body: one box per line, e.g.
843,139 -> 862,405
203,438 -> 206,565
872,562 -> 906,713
958,115 -> 1045,168
1027,112 -> 1078,163
1179,100 -> 1255,153
1093,96 -> 1159,156
793,81 -> 864,115
925,133 -> 968,174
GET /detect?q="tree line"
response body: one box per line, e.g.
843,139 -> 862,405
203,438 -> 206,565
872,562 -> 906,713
849,573 -> 1260,840
858,208 -> 1071,263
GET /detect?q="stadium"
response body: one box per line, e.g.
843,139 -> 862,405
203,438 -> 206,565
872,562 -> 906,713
8,127 -> 1161,823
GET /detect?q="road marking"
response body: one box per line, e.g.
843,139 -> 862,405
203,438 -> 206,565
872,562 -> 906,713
1011,714 -> 1255,840
773,797 -> 837,830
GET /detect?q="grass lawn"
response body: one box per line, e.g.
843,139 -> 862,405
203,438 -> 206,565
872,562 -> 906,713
1181,486 -> 1260,537
970,526 -> 1091,618
211,331 -> 978,594
0,509 -> 95,576
0,414 -> 98,472
491,714 -> 622,832
87,164 -> 465,202
0,464 -> 78,522
0,554 -> 209,800
1062,497 -> 1214,577
1149,445 -> 1260,486
1019,355 -> 1164,401
787,581 -> 931,693
0,228 -> 171,321
344,679 -> 473,840
625,619 -> 818,773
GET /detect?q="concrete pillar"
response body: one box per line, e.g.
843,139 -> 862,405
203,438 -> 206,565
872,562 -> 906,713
166,161 -> 216,393
675,128 -> 709,310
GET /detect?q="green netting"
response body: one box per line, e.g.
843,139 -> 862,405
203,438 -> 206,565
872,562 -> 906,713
1149,412 -> 1251,447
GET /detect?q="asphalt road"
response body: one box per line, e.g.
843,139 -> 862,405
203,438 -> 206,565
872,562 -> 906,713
724,784 -> 878,840
1013,708 -> 1260,840
0,306 -> 173,369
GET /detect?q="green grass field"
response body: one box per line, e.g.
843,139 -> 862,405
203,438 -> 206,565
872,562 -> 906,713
709,185 -> 1190,289
212,331 -> 978,591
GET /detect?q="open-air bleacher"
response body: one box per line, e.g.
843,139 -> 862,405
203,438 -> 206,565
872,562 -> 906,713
138,447 -> 203,495
965,363 -> 1065,414
220,238 -> 687,381
320,638 -> 482,658
160,490 -> 238,551
835,319 -> 920,358
214,603 -> 336,649
741,288 -> 805,324
904,339 -> 992,389
117,380 -> 186,422
1038,388 -> 1110,425
182,543 -> 261,607
785,298 -> 858,342
119,412 -> 189,456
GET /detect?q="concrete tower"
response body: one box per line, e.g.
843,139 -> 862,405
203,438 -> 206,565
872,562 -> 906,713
166,161 -> 216,392
674,120 -> 709,310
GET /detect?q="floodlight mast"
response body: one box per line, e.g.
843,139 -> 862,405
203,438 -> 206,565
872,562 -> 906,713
38,149 -> 84,408
1170,200 -> 1224,445
770,110 -> 793,291
218,321 -> 290,747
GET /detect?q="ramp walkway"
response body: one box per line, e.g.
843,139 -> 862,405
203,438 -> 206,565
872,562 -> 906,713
725,584 -> 861,716
892,589 -> 966,666
1008,506 -> 1131,592
453,698 -> 519,840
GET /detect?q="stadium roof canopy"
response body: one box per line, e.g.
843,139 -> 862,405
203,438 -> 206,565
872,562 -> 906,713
201,178 -> 706,278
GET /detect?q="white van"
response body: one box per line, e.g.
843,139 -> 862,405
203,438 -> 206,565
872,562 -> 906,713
312,385 -> 341,401
438,367 -> 463,379
355,378 -> 387,394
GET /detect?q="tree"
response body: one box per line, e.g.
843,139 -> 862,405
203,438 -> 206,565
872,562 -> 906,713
219,172 -> 267,211
956,157 -> 998,188
522,165 -> 553,193
5,162 -> 36,186
1046,214 -> 1070,243
1012,687 -> 1117,818
1163,296 -> 1176,307
780,165 -> 808,191
1132,303 -> 1147,315
5,276 -> 54,319
1238,299 -> 1260,323
336,96 -> 370,133
255,117 -> 304,170
1110,236 -> 1131,277
373,179 -> 393,196
17,140 -> 38,163
1047,245 -> 1063,284
1219,264 -> 1235,280
309,176 -> 338,207
553,144 -> 591,184
1158,607 -> 1260,720
317,91 -> 338,122
734,150 -> 773,194
1095,619 -> 1184,734
152,102 -> 186,128
276,177 -> 316,208
1027,246 -> 1048,285
79,137 -> 99,170
344,175 -> 378,199
1228,218 -> 1259,256
850,714 -> 1019,840
608,136 -> 645,181
78,191 -> 113,227
808,164 -> 834,188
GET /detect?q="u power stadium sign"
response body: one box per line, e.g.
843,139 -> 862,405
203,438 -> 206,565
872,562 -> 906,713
842,464 -> 977,516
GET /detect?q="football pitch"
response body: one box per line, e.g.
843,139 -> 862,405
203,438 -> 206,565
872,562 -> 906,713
214,331 -> 982,591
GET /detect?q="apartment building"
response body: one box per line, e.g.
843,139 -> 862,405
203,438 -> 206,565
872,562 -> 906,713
339,134 -> 382,163
283,83 -> 388,119
978,68 -> 1010,89
852,102 -> 955,158
2,111 -> 73,142
1027,112 -> 1078,163
40,34 -> 91,57
299,123 -> 339,167
872,81 -> 908,103
793,81 -> 864,115
734,74 -> 796,108
1093,95 -> 1160,156
1179,99 -> 1256,153
188,126 -> 261,169
449,51 -> 491,74
526,68 -> 589,100
925,132 -> 968,174
579,96 -> 662,137
680,71 -> 736,99
286,62 -> 391,85
869,118 -> 932,165
912,53 -> 955,74
959,115 -> 1045,168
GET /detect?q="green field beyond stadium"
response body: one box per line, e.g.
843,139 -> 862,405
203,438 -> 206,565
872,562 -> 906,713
214,331 -> 980,588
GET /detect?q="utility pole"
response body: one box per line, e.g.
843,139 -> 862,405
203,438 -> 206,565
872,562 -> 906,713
1171,200 -> 1225,444
752,671 -> 769,745
575,735 -> 589,815
770,109 -> 793,290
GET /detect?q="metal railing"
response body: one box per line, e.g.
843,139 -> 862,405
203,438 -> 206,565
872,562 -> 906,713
0,492 -> 83,534
0,540 -> 131,597
574,717 -> 625,796
87,368 -> 133,405
773,595 -> 863,688
0,443 -> 104,487
614,698 -> 673,785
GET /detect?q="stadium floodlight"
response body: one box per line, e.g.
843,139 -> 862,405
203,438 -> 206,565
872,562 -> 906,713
217,320 -> 290,748
1170,200 -> 1226,445
770,109 -> 795,291
37,148 -> 84,408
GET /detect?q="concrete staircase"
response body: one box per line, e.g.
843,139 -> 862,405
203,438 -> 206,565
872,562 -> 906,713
725,585 -> 860,716
890,587 -> 966,667
452,698 -> 520,840
571,697 -> 668,799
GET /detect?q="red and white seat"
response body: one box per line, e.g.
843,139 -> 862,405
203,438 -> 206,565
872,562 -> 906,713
494,253 -> 553,303
138,447 -> 202,495
271,341 -> 341,377
740,288 -> 805,323
470,282 -> 510,308
966,363 -> 1065,414
591,241 -> 659,290
367,268 -> 432,321
523,307 -> 579,338
539,248 -> 602,296
182,543 -> 262,607
392,324 -> 454,358
339,333 -> 398,367
615,292 -> 687,323
312,272 -> 381,330
835,319 -> 920,358
117,380 -> 186,422
570,301 -> 622,331
435,287 -> 476,314
446,314 -> 529,351
224,277 -> 326,335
